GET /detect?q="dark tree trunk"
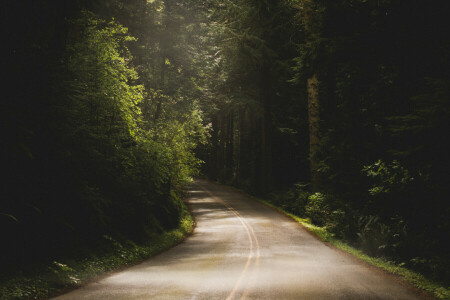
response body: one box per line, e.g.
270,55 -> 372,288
307,74 -> 320,191
259,64 -> 272,194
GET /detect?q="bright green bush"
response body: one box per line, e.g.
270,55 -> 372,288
305,192 -> 330,226
362,160 -> 414,196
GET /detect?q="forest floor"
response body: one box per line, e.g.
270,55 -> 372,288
52,180 -> 431,299
0,203 -> 194,300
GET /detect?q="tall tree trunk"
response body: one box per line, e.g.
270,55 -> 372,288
219,114 -> 226,180
307,74 -> 320,191
209,114 -> 219,180
237,107 -> 248,186
259,64 -> 271,194
226,110 -> 234,180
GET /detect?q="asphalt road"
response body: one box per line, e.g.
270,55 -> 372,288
54,180 -> 428,299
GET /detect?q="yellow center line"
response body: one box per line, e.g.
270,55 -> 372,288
240,219 -> 260,300
198,184 -> 258,300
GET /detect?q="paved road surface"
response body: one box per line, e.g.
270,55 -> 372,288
54,180 -> 428,299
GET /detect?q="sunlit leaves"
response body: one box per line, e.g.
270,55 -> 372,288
67,11 -> 143,140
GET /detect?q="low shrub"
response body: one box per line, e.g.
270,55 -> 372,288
305,192 -> 330,226
356,215 -> 407,257
269,183 -> 311,216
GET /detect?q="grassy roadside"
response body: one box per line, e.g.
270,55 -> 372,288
256,198 -> 449,299
0,202 -> 195,300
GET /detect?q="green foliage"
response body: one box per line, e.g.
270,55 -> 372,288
363,160 -> 414,196
305,192 -> 330,226
288,0 -> 450,285
48,261 -> 81,287
260,196 -> 449,299
65,17 -> 140,138
3,0 -> 450,296
201,0 -> 307,193
270,183 -> 311,216
1,2 -> 208,275
0,204 -> 194,300
61,11 -> 175,237
356,215 -> 407,257
388,77 -> 450,189
269,184 -> 353,238
326,209 -> 351,239
59,9 -> 207,236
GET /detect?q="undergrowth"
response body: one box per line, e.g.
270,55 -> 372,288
0,203 -> 194,300
258,198 -> 450,299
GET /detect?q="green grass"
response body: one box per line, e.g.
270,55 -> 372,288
258,198 -> 450,300
0,203 -> 195,300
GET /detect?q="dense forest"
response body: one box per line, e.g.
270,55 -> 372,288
2,0 -> 449,291
2,0 -> 208,271
200,0 -> 450,283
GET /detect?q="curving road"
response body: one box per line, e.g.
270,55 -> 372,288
54,180 -> 429,299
